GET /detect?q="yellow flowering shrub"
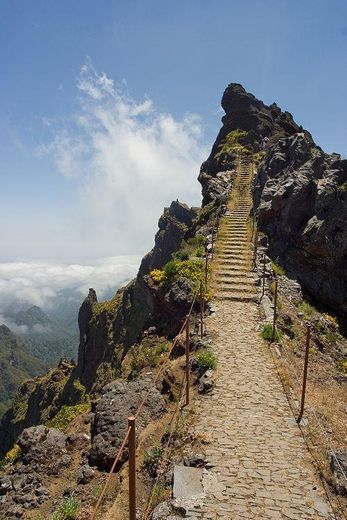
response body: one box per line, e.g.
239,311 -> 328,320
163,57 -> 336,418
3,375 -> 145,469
5,444 -> 21,464
323,313 -> 339,329
150,269 -> 166,284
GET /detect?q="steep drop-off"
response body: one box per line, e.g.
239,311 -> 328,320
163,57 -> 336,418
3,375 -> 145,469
1,82 -> 346,481
0,325 -> 46,418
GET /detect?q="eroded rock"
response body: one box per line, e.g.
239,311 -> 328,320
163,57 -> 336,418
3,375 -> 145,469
89,380 -> 165,470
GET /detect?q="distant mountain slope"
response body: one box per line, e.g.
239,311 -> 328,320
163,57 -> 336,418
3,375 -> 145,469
3,305 -> 79,365
0,325 -> 46,417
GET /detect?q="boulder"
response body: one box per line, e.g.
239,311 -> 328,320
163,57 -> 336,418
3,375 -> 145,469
17,425 -> 70,474
198,370 -> 215,394
89,380 -> 165,470
77,464 -> 95,485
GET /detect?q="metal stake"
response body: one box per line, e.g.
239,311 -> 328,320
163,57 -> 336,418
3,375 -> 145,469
253,227 -> 258,270
204,247 -> 208,288
271,279 -> 278,342
185,316 -> 190,406
261,253 -> 266,299
211,230 -> 214,261
128,416 -> 136,520
200,281 -> 204,338
297,327 -> 311,424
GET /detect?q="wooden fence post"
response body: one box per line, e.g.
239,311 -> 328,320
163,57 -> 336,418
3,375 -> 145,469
185,316 -> 190,406
253,227 -> 258,270
297,327 -> 311,424
128,416 -> 136,520
200,281 -> 204,339
271,279 -> 278,342
261,253 -> 266,299
205,247 -> 208,288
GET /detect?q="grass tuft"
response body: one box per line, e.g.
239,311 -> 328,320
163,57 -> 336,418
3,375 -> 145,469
196,350 -> 217,371
261,324 -> 283,342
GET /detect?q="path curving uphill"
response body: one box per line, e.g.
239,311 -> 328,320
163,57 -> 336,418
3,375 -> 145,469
186,158 -> 335,519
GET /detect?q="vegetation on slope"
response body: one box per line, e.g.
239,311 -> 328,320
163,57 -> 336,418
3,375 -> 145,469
0,325 -> 46,417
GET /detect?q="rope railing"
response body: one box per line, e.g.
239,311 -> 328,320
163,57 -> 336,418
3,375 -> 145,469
90,297 -> 196,520
257,257 -> 347,491
143,371 -> 187,519
91,211 -> 222,520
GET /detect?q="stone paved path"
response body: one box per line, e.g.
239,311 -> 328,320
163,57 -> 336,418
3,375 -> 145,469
184,159 -> 335,519
187,301 -> 335,519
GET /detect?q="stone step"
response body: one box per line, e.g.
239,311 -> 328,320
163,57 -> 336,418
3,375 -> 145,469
218,238 -> 248,245
215,264 -> 250,273
216,267 -> 252,276
215,292 -> 257,302
219,238 -> 248,243
218,249 -> 250,256
215,283 -> 256,293
215,274 -> 255,283
218,250 -> 249,257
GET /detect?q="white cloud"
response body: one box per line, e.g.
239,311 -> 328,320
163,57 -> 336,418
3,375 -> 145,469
41,59 -> 207,256
0,256 -> 141,311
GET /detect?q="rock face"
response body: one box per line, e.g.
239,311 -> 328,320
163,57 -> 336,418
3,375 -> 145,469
197,81 -> 347,315
0,359 -> 75,456
253,132 -> 347,313
0,426 -> 70,517
76,201 -> 198,390
198,83 -> 313,206
78,288 -> 98,373
0,325 -> 46,419
89,380 -> 165,470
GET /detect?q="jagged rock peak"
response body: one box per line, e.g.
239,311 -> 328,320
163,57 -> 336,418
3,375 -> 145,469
0,324 -> 12,337
77,288 -> 98,373
198,83 -> 314,205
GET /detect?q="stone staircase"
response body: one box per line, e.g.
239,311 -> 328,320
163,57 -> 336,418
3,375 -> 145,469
213,158 -> 257,302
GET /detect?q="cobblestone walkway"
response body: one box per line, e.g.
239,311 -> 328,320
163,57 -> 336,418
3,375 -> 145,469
187,301 -> 335,519
185,158 -> 335,519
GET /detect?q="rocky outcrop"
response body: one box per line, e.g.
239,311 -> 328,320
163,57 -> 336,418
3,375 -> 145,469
198,83 -> 313,206
0,359 -> 76,456
89,379 -> 165,470
78,288 -> 98,373
76,201 -> 199,391
253,132 -> 347,314
0,426 -> 71,518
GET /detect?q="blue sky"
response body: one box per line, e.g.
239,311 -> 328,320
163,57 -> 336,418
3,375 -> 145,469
1,0 -> 347,263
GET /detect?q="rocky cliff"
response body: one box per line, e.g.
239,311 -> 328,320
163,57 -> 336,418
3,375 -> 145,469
199,83 -> 346,315
1,82 -> 346,518
0,325 -> 46,418
253,132 -> 347,314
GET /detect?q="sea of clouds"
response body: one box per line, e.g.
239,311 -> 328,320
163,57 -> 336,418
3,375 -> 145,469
0,255 -> 141,314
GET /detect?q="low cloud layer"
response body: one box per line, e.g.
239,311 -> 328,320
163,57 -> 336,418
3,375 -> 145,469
40,59 -> 207,257
0,256 -> 141,311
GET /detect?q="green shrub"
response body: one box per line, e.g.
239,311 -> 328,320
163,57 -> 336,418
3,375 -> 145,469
144,444 -> 163,464
253,150 -> 266,165
174,250 -> 190,261
51,495 -> 79,520
298,301 -> 315,317
150,484 -> 168,510
324,331 -> 337,345
272,262 -> 285,277
196,350 -> 217,371
129,341 -> 170,379
172,234 -> 207,262
163,258 -> 204,293
46,403 -> 91,433
337,181 -> 347,193
338,359 -> 347,375
261,324 -> 283,342
214,129 -> 250,161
